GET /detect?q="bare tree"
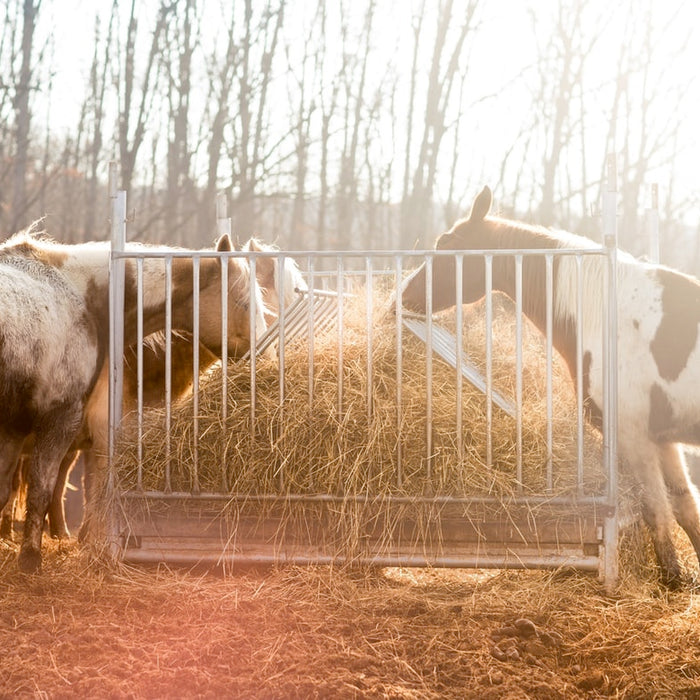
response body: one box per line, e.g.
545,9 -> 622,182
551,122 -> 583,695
198,10 -> 239,239
117,0 -> 172,195
162,0 -> 197,243
231,0 -> 285,238
401,0 -> 480,248
335,0 -> 375,246
10,0 -> 41,232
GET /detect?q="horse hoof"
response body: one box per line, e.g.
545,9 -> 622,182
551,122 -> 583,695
17,547 -> 42,574
661,570 -> 686,590
50,528 -> 71,540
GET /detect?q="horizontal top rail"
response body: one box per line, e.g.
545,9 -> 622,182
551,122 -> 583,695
110,246 -> 610,260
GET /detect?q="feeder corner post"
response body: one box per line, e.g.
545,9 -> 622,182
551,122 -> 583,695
107,160 -> 127,561
601,153 -> 620,593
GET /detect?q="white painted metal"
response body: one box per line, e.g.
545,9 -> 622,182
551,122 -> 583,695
402,317 -> 516,417
107,161 -> 126,559
602,154 -> 620,591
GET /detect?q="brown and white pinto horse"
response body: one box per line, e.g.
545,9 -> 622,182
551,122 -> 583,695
0,229 -> 260,572
402,185 -> 700,587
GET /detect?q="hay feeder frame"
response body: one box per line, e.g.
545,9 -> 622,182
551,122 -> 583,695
107,171 -> 621,589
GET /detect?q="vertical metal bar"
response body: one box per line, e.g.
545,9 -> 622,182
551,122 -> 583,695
484,255 -> 493,471
249,256 -> 257,439
602,152 -> 619,591
164,257 -> 173,493
454,255 -> 464,463
277,254 -> 286,490
191,257 -> 201,494
108,181 -> 126,472
576,255 -> 584,494
365,256 -> 373,420
220,255 -> 229,491
515,255 -> 523,492
425,257 -> 433,480
395,255 -> 403,488
107,162 -> 126,561
336,256 -> 344,423
136,260 -> 144,490
307,256 -> 315,409
545,254 -> 553,491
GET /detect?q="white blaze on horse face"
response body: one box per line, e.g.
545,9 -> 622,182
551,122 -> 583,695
277,256 -> 307,305
253,272 -> 267,338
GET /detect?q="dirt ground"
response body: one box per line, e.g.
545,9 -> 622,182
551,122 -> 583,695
2,536 -> 700,699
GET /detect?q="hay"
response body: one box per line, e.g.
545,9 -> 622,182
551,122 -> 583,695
115,287 -> 604,500
106,286 -> 636,567
2,539 -> 700,698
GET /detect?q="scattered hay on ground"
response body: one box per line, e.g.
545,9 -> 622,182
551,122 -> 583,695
2,537 -> 700,699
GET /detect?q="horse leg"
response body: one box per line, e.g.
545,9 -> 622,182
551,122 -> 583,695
0,433 -> 25,512
0,455 -> 23,539
622,436 -> 683,586
79,382 -> 110,543
658,443 -> 700,573
78,447 -> 109,543
18,405 -> 83,573
47,448 -> 80,539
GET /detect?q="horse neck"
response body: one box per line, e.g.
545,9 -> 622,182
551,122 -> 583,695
489,223 -> 577,371
122,254 -> 197,344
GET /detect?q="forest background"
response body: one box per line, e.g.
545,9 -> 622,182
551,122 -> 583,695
1,0 -> 698,271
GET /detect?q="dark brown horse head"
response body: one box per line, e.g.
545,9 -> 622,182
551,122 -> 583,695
401,186 -> 494,313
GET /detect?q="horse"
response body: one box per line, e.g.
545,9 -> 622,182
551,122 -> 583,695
0,229 -> 261,572
3,237 -> 307,544
242,238 -> 308,324
71,237 -> 305,540
0,334 -> 220,542
401,185 -> 700,587
72,238 -> 308,542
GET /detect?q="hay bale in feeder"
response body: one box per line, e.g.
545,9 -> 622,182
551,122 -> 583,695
114,288 -> 605,500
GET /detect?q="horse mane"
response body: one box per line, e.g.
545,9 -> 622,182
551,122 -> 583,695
243,237 -> 307,306
480,214 -> 641,341
1,222 -> 54,254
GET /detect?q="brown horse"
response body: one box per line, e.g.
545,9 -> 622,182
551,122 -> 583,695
0,230 -> 259,572
402,185 -> 700,587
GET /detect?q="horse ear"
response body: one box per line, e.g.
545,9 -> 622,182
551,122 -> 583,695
246,238 -> 264,252
216,234 -> 233,252
469,186 -> 492,222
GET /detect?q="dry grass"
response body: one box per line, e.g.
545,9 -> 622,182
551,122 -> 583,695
107,286 -> 638,571
114,287 -> 607,507
2,534 -> 700,699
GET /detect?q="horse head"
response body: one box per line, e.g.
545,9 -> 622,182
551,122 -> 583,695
401,186 -> 494,313
243,237 -> 306,325
170,233 -> 267,360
